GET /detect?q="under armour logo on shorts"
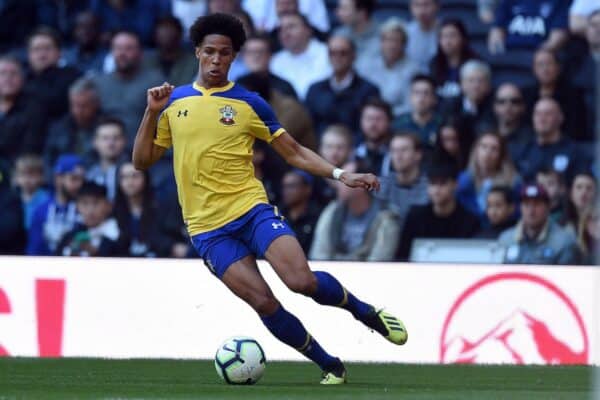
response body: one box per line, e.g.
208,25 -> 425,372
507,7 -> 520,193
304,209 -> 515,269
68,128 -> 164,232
272,222 -> 284,230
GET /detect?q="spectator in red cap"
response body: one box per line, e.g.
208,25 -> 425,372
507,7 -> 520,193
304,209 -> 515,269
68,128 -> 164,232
498,183 -> 581,264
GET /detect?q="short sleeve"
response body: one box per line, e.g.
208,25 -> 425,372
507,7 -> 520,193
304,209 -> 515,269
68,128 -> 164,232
246,95 -> 285,143
154,110 -> 172,149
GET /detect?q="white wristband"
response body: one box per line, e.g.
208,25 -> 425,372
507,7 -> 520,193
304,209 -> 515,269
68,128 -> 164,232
332,168 -> 345,180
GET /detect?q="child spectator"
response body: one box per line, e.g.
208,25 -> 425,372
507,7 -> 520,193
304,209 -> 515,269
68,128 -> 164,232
57,181 -> 128,257
476,186 -> 517,239
12,155 -> 51,231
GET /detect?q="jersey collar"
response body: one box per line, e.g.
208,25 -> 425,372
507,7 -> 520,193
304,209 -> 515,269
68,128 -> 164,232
193,81 -> 235,95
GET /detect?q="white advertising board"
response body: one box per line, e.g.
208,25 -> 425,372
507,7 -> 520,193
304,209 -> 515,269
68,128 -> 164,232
0,257 -> 597,365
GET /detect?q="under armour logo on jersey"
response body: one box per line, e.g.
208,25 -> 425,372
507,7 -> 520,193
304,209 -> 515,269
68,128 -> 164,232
272,222 -> 284,230
177,109 -> 188,117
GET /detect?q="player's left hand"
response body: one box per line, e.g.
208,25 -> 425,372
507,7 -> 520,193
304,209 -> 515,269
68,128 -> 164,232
340,172 -> 380,191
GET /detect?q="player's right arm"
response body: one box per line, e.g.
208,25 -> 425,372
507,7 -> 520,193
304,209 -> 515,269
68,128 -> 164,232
132,83 -> 174,170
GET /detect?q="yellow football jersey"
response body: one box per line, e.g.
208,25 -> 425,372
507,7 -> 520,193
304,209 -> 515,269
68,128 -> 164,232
154,81 -> 285,235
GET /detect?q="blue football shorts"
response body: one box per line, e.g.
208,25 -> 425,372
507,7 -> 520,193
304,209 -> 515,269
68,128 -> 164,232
190,203 -> 296,278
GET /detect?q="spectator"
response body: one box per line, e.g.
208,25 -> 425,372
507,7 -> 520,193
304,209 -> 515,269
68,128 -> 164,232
270,12 -> 331,99
114,161 -> 172,257
0,0 -> 37,53
393,74 -> 442,153
443,60 -> 494,134
522,49 -> 589,141
431,119 -> 471,171
86,117 -> 128,201
457,132 -> 521,223
44,77 -> 102,170
375,134 -> 429,232
499,183 -> 581,264
89,0 -> 171,47
57,181 -> 128,257
144,16 -> 197,87
244,0 -> 330,35
92,31 -> 163,141
266,0 -> 328,52
488,0 -> 569,54
314,124 -> 354,206
12,155 -> 51,231
405,0 -> 439,71
569,0 -> 599,36
429,19 -> 478,101
237,73 -> 317,150
0,56 -> 47,162
559,171 -> 597,233
159,190 -> 193,258
358,18 -> 422,117
27,154 -> 84,255
25,27 -> 82,121
518,98 -> 591,181
279,169 -> 322,254
354,98 -> 392,175
305,35 -> 380,136
571,10 -> 600,141
536,167 -> 567,222
36,0 -> 89,44
310,162 -> 399,261
253,140 -> 285,204
63,11 -> 108,74
333,0 -> 379,68
208,0 -> 240,14
395,163 -> 480,261
487,83 -> 533,163
0,157 -> 26,254
577,205 -> 599,264
476,185 -> 517,239
240,33 -> 297,98
478,0 -> 497,24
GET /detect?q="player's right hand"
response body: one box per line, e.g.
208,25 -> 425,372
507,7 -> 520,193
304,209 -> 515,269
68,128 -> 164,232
147,82 -> 174,112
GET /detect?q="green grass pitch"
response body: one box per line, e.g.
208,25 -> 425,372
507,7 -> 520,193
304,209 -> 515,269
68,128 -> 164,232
0,358 -> 593,400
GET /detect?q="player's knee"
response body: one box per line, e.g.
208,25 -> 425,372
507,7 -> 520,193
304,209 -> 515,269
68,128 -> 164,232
251,293 -> 279,315
287,273 -> 317,296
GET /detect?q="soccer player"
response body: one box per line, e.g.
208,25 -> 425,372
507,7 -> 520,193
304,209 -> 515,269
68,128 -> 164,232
132,13 -> 407,385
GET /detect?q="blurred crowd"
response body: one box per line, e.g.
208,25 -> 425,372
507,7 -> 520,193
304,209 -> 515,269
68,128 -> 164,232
0,0 -> 598,265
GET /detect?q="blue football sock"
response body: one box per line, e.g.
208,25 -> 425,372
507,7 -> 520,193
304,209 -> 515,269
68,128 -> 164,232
312,271 -> 374,320
261,306 -> 338,371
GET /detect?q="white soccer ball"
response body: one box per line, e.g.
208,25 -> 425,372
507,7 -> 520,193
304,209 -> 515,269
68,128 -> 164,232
214,336 -> 266,384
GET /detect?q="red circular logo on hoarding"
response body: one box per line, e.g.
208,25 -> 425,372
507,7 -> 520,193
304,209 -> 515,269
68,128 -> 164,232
440,272 -> 589,365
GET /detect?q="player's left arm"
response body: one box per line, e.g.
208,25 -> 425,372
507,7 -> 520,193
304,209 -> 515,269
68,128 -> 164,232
270,131 -> 380,191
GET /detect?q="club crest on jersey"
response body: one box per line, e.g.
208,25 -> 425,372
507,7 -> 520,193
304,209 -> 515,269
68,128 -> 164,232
219,105 -> 237,125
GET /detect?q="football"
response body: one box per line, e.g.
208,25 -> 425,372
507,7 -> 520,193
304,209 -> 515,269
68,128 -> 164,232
214,336 -> 266,384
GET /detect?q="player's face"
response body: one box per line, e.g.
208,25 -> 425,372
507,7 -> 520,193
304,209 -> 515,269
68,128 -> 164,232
570,175 -> 596,211
28,35 -> 60,73
0,61 -> 23,97
486,192 -> 513,226
197,34 -> 236,88
119,162 -> 146,198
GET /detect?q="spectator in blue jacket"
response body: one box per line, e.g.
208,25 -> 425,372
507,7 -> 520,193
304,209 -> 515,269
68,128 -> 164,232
27,154 -> 84,255
305,35 -> 380,137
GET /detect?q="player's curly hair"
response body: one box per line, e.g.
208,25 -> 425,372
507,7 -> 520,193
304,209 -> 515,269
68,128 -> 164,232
189,13 -> 246,52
